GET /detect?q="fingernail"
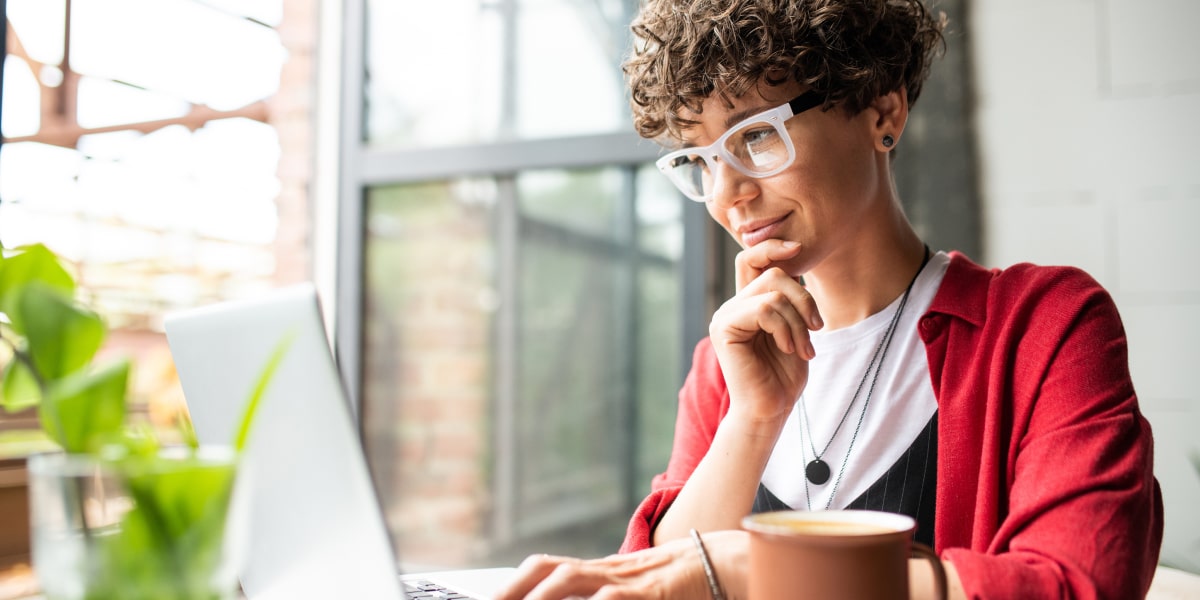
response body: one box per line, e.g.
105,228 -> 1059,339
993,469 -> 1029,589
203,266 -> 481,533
805,340 -> 816,359
812,313 -> 824,329
782,241 -> 801,248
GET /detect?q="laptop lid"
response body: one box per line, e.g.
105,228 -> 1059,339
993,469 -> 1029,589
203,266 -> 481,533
164,283 -> 405,599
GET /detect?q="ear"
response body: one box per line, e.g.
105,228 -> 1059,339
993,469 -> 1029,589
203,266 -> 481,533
868,89 -> 909,153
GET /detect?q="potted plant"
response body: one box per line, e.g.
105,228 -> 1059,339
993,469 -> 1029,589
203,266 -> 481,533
0,243 -> 285,600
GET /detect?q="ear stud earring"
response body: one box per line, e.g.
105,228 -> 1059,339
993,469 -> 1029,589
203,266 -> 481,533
882,134 -> 895,148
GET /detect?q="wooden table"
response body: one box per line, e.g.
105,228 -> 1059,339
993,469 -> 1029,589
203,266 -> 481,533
0,559 -> 37,600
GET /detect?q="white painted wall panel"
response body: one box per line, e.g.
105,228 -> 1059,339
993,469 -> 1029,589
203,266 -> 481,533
1109,0 -> 1200,89
969,0 -> 1200,573
1116,191 -> 1200,294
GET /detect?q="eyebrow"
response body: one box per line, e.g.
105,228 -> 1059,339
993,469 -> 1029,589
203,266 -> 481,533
723,104 -> 775,129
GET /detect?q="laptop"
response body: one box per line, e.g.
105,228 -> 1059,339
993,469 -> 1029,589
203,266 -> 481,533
163,283 -> 516,599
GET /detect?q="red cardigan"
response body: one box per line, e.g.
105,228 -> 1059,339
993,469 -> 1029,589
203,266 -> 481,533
621,252 -> 1163,599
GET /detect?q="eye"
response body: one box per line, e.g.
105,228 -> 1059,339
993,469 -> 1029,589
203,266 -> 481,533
743,127 -> 779,149
668,153 -> 708,171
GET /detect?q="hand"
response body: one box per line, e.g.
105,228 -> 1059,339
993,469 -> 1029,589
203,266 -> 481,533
709,240 -> 822,424
495,531 -> 749,600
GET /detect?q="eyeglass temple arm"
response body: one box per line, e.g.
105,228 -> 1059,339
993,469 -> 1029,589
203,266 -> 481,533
788,91 -> 825,115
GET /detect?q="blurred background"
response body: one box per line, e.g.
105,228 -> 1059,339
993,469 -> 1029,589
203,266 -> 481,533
0,0 -> 1196,582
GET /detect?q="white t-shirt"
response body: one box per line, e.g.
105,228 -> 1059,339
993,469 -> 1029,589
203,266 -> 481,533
760,251 -> 950,511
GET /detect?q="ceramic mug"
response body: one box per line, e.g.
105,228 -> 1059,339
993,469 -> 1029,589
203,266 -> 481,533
741,510 -> 946,600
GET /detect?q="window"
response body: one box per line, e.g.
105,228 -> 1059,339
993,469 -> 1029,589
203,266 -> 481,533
345,0 -> 696,566
0,0 -> 312,449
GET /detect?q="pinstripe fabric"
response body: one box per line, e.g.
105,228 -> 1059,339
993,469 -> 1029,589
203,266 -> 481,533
753,413 -> 938,547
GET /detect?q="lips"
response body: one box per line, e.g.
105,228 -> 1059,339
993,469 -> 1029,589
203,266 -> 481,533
738,213 -> 791,247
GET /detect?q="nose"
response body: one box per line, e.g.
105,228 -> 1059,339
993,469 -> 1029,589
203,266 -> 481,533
708,157 -> 759,208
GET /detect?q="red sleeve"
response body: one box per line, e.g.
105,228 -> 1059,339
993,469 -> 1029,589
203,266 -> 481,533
932,264 -> 1163,599
620,338 -> 730,553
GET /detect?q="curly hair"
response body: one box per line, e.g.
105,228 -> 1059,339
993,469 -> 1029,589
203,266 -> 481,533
624,0 -> 947,141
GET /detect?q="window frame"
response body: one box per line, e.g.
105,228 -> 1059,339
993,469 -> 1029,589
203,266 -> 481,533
317,0 -> 709,552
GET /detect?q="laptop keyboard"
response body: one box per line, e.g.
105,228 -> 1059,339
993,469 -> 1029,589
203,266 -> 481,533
403,579 -> 479,599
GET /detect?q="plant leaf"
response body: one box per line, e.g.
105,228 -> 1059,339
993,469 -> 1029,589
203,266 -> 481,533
18,283 -> 105,380
0,359 -> 40,412
0,244 -> 75,332
92,456 -> 238,598
234,330 -> 295,452
40,360 -> 129,453
177,410 -> 199,451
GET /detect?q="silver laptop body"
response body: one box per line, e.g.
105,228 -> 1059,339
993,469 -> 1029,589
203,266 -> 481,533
164,283 -> 514,599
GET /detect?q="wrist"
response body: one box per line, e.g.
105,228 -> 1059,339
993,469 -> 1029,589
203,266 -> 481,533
691,529 -> 726,600
698,530 -> 749,600
720,407 -> 790,439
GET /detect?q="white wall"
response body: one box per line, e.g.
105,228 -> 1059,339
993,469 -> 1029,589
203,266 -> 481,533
969,0 -> 1200,571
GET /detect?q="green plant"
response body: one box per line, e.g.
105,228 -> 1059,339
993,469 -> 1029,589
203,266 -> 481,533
0,243 -> 286,600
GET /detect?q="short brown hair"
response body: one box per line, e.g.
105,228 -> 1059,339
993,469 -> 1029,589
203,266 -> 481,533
624,0 -> 947,141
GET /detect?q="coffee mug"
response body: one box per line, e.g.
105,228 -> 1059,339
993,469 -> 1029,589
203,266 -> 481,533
741,510 -> 946,600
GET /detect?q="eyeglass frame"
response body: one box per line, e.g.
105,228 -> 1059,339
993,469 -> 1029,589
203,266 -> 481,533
655,90 -> 825,202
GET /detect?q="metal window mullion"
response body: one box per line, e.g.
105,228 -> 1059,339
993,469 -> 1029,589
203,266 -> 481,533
619,166 -> 641,513
358,133 -> 663,185
516,215 -> 674,269
680,198 -> 709,387
335,0 -> 368,422
491,175 -> 520,549
491,0 -> 520,552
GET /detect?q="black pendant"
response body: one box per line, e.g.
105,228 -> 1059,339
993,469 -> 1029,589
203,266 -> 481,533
805,459 -> 831,485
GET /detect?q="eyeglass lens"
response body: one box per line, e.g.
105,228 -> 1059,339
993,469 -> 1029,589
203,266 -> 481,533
664,118 -> 790,199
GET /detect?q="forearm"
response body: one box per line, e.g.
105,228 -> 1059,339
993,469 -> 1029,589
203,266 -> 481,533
652,411 -> 785,546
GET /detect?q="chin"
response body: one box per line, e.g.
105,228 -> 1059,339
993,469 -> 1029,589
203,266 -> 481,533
772,254 -> 809,279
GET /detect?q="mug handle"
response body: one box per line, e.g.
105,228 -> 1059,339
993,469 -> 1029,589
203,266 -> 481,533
911,543 -> 947,600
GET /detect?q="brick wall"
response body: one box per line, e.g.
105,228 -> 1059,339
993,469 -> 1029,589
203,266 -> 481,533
269,0 -> 318,288
361,195 -> 495,567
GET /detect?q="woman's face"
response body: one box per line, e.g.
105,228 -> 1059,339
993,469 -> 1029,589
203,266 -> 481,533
681,82 -> 891,276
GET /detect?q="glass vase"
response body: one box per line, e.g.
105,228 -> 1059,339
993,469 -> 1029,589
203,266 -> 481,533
27,447 -> 248,600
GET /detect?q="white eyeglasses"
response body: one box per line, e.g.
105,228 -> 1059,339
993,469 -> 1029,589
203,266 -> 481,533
655,91 -> 823,202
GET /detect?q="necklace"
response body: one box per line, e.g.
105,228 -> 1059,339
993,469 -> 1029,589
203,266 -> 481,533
799,245 -> 931,505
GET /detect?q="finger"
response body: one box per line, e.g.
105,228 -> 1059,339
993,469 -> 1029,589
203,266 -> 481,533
752,291 -> 810,358
739,267 -> 824,332
714,290 -> 811,359
494,554 -> 577,600
523,561 -> 618,600
735,240 -> 803,290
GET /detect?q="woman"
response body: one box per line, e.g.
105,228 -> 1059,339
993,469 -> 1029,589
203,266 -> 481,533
498,0 -> 1162,598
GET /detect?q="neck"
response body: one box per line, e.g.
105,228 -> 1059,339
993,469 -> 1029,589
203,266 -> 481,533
803,208 -> 927,331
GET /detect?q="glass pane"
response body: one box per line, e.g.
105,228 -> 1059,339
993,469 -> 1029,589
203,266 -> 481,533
518,169 -> 623,240
6,0 -> 66,65
2,55 -> 41,137
364,1 -> 503,147
193,0 -> 283,26
514,220 -> 629,544
364,0 -> 635,147
71,0 -> 285,110
76,77 -> 191,129
0,119 -> 282,322
634,163 -> 684,490
636,264 -> 681,490
363,179 -> 498,569
1,0 -> 305,463
512,0 -> 632,139
636,163 -> 684,261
